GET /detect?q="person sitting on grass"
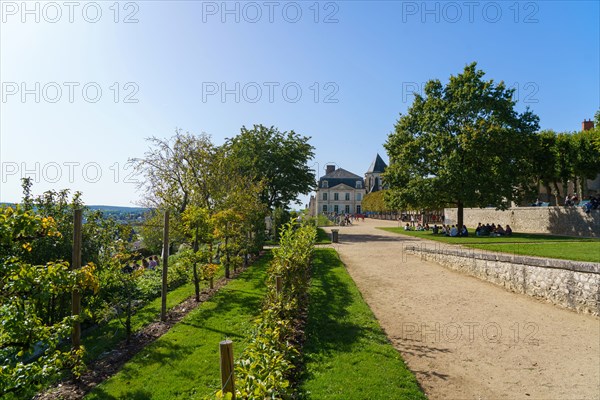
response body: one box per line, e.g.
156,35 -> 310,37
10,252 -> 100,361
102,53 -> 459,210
450,225 -> 458,237
432,224 -> 439,234
424,223 -> 430,231
505,225 -> 513,236
475,222 -> 482,236
440,225 -> 447,235
495,224 -> 505,236
460,225 -> 468,237
404,223 -> 411,231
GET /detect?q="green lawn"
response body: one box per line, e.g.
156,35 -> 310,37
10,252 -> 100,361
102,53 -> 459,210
380,228 -> 600,263
467,242 -> 600,263
316,227 -> 332,244
85,254 -> 271,399
300,249 -> 426,400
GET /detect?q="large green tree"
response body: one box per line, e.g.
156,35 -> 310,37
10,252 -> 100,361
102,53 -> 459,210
384,63 -> 540,229
224,125 -> 315,210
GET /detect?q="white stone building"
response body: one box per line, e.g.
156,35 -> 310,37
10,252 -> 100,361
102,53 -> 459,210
314,165 -> 366,215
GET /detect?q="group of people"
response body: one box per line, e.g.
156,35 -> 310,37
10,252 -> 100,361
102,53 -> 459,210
404,223 -> 469,237
532,194 -> 600,211
564,194 -> 580,207
327,212 -> 365,226
434,224 -> 468,237
403,223 -> 430,231
475,223 -> 513,237
122,255 -> 161,274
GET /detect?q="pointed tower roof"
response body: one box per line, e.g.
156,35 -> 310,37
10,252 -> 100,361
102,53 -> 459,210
367,153 -> 387,174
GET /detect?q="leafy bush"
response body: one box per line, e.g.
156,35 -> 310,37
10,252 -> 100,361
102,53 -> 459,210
0,205 -> 98,398
220,222 -> 316,399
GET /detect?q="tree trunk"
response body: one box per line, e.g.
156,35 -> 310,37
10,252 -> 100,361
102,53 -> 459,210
562,180 -> 569,204
457,201 -> 464,232
224,235 -> 230,279
544,183 -> 552,204
193,225 -> 200,302
552,181 -> 561,205
126,294 -> 132,344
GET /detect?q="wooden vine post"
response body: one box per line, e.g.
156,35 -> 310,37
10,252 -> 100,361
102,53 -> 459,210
161,210 -> 170,322
219,340 -> 235,398
275,275 -> 283,296
71,208 -> 83,350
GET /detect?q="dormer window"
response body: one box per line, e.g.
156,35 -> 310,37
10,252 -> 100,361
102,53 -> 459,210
356,181 -> 362,189
322,180 -> 328,188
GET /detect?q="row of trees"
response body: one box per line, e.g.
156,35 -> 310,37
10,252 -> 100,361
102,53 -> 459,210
1,125 -> 316,398
383,62 -> 600,228
534,126 -> 600,205
132,125 -> 315,278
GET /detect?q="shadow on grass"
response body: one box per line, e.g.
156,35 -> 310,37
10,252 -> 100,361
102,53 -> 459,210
302,249 -> 363,352
87,387 -> 154,400
299,249 -> 428,399
299,250 -> 397,380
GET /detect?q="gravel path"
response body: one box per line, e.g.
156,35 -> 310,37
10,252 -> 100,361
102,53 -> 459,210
323,219 -> 600,400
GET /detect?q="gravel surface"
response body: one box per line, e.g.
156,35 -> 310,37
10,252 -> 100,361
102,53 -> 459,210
324,218 -> 600,400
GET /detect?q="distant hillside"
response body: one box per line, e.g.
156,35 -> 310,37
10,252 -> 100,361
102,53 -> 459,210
88,205 -> 151,213
1,203 -> 151,213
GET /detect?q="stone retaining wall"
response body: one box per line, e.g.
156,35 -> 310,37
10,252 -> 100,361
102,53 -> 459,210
444,207 -> 600,237
405,244 -> 600,315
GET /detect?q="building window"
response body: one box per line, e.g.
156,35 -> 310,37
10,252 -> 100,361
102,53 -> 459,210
322,180 -> 328,188
356,193 -> 362,201
356,205 -> 362,214
345,205 -> 350,213
323,193 -> 328,201
322,204 -> 327,213
334,205 -> 339,213
334,193 -> 339,201
356,181 -> 362,189
345,193 -> 350,201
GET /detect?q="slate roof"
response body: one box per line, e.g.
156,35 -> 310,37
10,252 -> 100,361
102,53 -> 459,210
318,168 -> 364,189
366,153 -> 387,174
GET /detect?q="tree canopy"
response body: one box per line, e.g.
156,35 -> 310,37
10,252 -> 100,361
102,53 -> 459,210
532,124 -> 600,204
224,125 -> 315,210
384,62 -> 540,228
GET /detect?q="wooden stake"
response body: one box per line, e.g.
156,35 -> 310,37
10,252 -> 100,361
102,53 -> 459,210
161,211 -> 169,322
275,275 -> 283,296
71,209 -> 82,350
219,340 -> 235,399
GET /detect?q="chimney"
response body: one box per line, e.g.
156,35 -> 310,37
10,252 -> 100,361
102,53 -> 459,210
582,119 -> 595,131
325,165 -> 336,175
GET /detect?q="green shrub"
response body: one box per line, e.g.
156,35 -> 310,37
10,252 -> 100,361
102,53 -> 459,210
223,222 -> 316,399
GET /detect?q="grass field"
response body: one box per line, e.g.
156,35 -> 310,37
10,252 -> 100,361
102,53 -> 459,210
300,248 -> 426,399
85,254 -> 271,399
315,227 -> 332,244
85,248 -> 425,399
380,228 -> 600,263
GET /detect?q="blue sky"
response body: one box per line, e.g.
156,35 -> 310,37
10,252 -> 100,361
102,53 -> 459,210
1,0 -> 598,207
